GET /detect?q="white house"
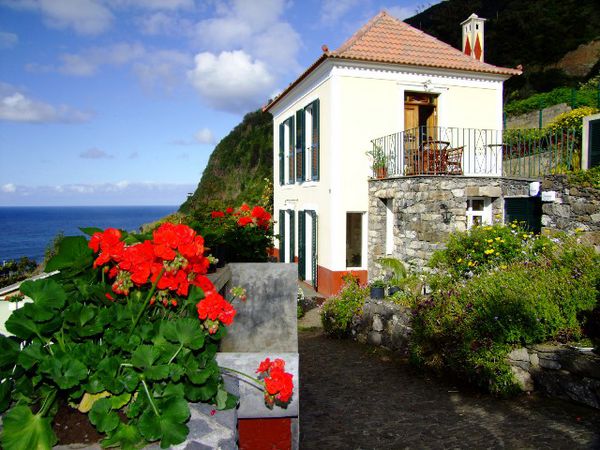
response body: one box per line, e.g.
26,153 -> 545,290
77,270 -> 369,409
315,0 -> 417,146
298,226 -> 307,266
264,11 -> 521,296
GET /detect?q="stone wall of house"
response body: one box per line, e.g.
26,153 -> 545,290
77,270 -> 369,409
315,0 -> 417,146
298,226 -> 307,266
351,298 -> 412,353
368,176 -> 531,278
541,175 -> 600,250
507,345 -> 600,410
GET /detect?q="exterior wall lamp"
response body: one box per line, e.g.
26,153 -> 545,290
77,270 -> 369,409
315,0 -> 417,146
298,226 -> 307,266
440,203 -> 453,224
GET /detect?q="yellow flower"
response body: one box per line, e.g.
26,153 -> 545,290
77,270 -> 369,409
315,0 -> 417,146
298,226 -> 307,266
575,227 -> 584,233
495,237 -> 501,241
486,239 -> 493,244
457,258 -> 463,263
500,239 -> 505,243
522,234 -> 529,239
511,224 -> 517,229
468,261 -> 474,267
500,264 -> 507,269
484,249 -> 494,255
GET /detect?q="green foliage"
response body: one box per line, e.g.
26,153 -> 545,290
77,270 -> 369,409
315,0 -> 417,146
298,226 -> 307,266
428,223 -> 552,281
412,228 -> 600,395
566,166 -> 600,189
505,88 -> 600,118
547,106 -> 600,131
377,257 -> 407,286
0,257 -> 38,289
321,277 -> 369,337
0,230 -> 236,449
180,109 -> 273,214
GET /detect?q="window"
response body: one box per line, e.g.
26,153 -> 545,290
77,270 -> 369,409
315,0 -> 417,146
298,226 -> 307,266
385,199 -> 394,255
504,198 -> 542,233
292,99 -> 320,183
466,198 -> 491,228
278,117 -> 295,185
346,212 -> 363,267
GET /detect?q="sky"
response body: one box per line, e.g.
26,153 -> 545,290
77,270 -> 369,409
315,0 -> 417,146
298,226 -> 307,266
0,0 -> 439,206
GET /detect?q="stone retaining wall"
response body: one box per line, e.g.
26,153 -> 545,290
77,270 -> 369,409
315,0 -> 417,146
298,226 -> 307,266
368,176 -> 531,277
351,299 -> 412,353
505,103 -> 571,130
541,175 -> 600,250
508,345 -> 600,410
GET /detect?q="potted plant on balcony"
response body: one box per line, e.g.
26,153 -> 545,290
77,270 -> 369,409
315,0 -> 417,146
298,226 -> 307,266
369,279 -> 386,299
367,146 -> 388,179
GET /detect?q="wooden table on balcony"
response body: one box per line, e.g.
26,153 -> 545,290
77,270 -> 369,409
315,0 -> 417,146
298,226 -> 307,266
408,140 -> 450,175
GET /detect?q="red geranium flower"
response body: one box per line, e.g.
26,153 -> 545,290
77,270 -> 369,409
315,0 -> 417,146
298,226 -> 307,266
225,207 -> 234,214
211,211 -> 225,218
256,358 -> 294,407
238,216 -> 253,227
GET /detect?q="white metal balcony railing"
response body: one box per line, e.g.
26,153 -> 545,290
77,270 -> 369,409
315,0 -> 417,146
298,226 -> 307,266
370,126 -> 580,179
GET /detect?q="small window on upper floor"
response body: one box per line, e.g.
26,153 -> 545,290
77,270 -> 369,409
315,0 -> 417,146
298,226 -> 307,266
294,99 -> 320,183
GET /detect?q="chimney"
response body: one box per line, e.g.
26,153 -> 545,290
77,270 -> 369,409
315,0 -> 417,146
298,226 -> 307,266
461,13 -> 486,62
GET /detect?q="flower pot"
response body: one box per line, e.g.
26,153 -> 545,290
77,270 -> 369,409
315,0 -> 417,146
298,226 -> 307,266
375,167 -> 388,179
370,286 -> 385,299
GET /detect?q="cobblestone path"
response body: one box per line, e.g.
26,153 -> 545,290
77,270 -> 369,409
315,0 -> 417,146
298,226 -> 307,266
299,329 -> 600,449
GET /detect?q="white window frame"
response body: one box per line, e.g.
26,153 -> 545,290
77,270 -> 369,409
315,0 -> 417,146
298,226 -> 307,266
466,197 -> 492,229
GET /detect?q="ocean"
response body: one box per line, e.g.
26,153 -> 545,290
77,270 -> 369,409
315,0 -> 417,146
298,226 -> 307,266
0,206 -> 177,263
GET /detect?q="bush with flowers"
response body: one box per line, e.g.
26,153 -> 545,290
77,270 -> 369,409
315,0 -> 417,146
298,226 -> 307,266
321,273 -> 369,338
0,223 -> 293,449
411,224 -> 600,395
191,203 -> 274,264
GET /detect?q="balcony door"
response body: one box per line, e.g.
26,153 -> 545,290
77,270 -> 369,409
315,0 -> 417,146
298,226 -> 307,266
404,92 -> 437,142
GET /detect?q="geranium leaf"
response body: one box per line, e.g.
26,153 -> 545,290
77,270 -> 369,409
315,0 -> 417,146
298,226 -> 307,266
186,360 -> 217,385
162,319 -> 204,350
131,345 -> 158,369
0,335 -> 20,369
79,227 -> 103,236
216,387 -> 228,410
144,365 -> 170,381
116,368 -> 140,393
0,405 -> 57,450
45,236 -> 93,272
0,380 -> 12,413
5,308 -> 42,340
109,392 -> 132,410
138,397 -> 190,449
101,423 -> 143,450
17,342 -> 46,370
89,398 -> 120,433
168,364 -> 185,382
40,356 -> 88,390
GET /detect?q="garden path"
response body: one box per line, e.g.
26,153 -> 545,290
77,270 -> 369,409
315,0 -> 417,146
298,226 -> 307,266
299,329 -> 600,449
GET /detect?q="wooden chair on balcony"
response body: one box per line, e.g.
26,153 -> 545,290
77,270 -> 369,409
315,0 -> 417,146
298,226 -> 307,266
446,146 -> 464,175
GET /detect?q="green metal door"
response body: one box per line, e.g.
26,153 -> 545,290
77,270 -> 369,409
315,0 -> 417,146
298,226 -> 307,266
298,211 -> 305,280
589,118 -> 600,168
504,197 -> 542,233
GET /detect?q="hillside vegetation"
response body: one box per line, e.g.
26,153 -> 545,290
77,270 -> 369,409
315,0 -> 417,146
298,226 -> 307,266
179,110 -> 272,213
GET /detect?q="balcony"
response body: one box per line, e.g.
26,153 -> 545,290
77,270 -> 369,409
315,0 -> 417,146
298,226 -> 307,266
370,126 -> 581,179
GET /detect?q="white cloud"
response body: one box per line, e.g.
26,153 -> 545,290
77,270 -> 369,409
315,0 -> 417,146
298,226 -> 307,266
79,148 -> 113,159
109,0 -> 194,10
132,49 -> 192,90
320,0 -> 360,23
0,83 -> 92,123
136,11 -> 191,35
57,42 -> 146,76
0,182 -> 195,206
1,183 -> 16,193
0,31 -> 18,49
188,50 -> 274,113
194,128 -> 215,145
2,0 -> 114,35
192,0 -> 301,75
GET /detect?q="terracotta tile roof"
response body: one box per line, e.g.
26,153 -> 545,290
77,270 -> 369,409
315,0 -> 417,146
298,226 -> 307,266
264,11 -> 521,112
330,11 -> 520,76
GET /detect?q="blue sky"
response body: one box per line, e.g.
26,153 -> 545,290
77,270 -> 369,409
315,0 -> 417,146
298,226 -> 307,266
0,0 -> 437,206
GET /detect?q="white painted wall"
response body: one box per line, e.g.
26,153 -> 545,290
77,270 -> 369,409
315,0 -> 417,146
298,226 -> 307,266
270,58 -> 510,273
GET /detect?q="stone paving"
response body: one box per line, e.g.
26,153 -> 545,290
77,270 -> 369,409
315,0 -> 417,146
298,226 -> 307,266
299,329 -> 600,450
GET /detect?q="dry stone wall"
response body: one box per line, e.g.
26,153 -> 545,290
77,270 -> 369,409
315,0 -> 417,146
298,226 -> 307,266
541,175 -> 600,250
368,176 -> 531,278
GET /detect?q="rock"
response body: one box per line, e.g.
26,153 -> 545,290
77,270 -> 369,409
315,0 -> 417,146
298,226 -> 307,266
511,366 -> 534,391
508,348 -> 530,362
367,331 -> 382,346
372,314 -> 384,332
539,358 -> 561,370
530,353 -> 539,367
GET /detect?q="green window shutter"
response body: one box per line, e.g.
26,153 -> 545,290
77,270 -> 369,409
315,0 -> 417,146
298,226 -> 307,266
311,99 -> 320,181
288,117 -> 295,184
310,211 -> 318,288
296,109 -> 305,182
288,210 -> 295,262
589,119 -> 600,168
298,211 -> 305,280
278,209 -> 286,262
278,123 -> 284,185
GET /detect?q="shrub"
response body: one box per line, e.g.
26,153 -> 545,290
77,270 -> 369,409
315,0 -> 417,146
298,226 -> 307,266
321,275 -> 368,337
567,166 -> 600,189
547,106 -> 599,131
412,230 -> 600,395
